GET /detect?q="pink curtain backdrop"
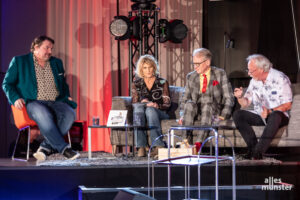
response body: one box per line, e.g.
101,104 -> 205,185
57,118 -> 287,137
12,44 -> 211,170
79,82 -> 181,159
46,0 -> 203,153
46,0 -> 128,153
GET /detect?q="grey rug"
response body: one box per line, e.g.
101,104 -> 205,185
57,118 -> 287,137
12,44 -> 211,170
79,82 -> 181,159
36,151 -> 282,167
37,151 -> 150,167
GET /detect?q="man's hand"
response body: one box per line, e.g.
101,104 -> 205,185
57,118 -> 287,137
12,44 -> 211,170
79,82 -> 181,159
261,106 -> 269,119
218,116 -> 225,121
14,98 -> 25,110
178,117 -> 183,125
234,87 -> 243,99
273,102 -> 292,112
212,115 -> 225,124
234,87 -> 250,108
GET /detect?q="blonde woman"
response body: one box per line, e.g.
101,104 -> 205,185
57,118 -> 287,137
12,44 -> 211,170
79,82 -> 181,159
132,55 -> 171,157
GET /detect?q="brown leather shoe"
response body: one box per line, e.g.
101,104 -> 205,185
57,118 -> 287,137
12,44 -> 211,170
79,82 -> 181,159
138,147 -> 146,157
150,146 -> 164,158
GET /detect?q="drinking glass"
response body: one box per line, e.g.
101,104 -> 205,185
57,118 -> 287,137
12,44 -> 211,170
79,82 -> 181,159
92,116 -> 100,126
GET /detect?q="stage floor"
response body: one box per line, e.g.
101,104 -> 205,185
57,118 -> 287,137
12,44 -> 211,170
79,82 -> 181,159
0,150 -> 299,200
2,147 -> 300,167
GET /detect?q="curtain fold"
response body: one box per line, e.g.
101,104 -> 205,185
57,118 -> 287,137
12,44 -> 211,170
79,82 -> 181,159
47,0 -> 125,152
46,0 -> 202,153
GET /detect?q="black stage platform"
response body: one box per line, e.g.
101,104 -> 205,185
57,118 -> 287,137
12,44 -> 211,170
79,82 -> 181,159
0,149 -> 299,200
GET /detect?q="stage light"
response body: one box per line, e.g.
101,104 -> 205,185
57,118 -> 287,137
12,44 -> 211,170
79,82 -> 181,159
131,0 -> 156,10
110,16 -> 130,40
159,19 -> 188,43
109,16 -> 140,40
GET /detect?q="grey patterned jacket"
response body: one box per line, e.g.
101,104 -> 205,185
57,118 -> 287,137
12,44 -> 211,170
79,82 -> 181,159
179,66 -> 234,125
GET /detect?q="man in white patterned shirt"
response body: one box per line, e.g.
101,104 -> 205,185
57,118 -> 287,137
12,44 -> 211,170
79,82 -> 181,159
233,54 -> 292,159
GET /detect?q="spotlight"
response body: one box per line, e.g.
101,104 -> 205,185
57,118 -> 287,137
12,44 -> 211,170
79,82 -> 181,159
159,19 -> 188,43
109,1 -> 188,43
110,16 -> 130,40
131,0 -> 156,10
109,16 -> 140,40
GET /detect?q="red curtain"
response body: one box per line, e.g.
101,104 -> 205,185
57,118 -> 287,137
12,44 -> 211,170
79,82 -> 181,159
46,0 -> 203,152
46,0 -> 131,152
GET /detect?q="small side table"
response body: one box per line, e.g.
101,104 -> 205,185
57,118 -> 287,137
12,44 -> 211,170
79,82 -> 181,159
150,125 -> 236,200
87,125 -> 143,159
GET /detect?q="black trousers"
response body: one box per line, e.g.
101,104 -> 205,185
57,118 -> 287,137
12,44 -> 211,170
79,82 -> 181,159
233,110 -> 289,154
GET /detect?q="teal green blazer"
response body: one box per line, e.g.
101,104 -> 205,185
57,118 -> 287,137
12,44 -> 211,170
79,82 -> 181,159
2,53 -> 77,109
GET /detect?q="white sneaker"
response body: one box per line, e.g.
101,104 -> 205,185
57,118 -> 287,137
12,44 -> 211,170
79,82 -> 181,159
33,147 -> 50,161
33,151 -> 46,161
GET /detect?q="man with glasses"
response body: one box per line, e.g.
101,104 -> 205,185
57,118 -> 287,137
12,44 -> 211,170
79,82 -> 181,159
178,48 -> 234,145
233,54 -> 292,160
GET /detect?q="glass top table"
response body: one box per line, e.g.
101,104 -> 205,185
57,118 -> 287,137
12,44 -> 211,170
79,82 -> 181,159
88,125 -> 143,159
148,125 -> 236,200
152,155 -> 230,166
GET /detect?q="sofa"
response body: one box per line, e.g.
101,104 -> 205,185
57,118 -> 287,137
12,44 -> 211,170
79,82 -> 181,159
110,83 -> 300,150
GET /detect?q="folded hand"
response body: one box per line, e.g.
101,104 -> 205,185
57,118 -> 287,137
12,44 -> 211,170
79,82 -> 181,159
146,102 -> 158,108
14,98 -> 25,110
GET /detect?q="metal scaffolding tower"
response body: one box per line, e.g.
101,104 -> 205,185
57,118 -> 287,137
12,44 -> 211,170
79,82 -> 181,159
128,7 -> 159,94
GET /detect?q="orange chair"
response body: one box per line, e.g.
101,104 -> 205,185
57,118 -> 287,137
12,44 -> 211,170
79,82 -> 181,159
11,105 -> 71,161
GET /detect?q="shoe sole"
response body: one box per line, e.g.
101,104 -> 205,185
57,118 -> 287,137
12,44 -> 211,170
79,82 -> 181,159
33,152 -> 46,161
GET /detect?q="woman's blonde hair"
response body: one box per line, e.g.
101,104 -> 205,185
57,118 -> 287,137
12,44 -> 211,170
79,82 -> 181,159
135,54 -> 159,78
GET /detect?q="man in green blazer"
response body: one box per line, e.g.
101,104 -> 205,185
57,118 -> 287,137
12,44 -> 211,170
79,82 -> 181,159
178,48 -> 234,144
2,35 -> 79,161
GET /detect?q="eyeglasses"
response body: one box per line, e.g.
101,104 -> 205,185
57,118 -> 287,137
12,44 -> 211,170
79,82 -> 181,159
192,59 -> 207,67
245,69 -> 258,75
